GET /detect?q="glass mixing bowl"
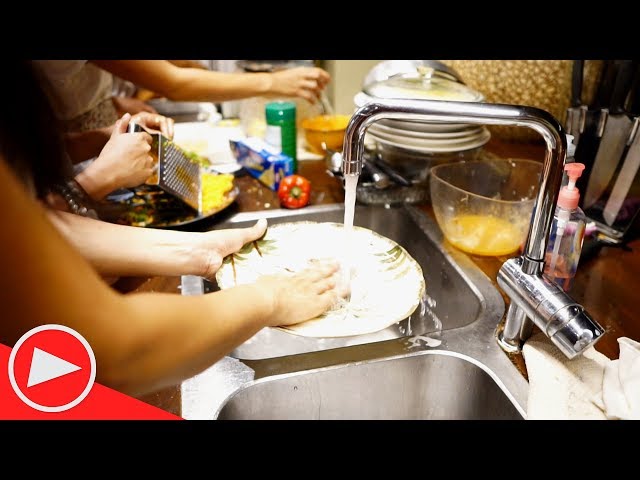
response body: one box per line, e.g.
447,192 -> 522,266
430,158 -> 542,256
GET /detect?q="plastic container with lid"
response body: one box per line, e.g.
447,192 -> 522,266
544,137 -> 587,292
265,101 -> 297,172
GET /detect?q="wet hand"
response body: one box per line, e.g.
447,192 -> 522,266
256,259 -> 349,327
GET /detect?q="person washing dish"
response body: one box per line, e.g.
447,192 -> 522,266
0,61 -> 347,397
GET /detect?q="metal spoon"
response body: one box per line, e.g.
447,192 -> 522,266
320,91 -> 334,116
324,147 -> 391,189
323,144 -> 343,174
362,159 -> 392,189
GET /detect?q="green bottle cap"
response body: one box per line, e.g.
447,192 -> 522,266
266,101 -> 296,122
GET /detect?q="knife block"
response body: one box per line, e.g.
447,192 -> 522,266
571,60 -> 640,243
577,116 -> 640,243
583,191 -> 640,243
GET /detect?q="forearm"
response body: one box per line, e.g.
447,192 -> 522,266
159,69 -> 273,102
45,210 -> 206,278
64,126 -> 113,164
115,284 -> 272,395
92,60 -> 272,103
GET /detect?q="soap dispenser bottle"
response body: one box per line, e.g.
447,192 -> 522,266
544,162 -> 587,292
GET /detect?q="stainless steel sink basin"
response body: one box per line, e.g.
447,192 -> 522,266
216,351 -> 522,419
202,204 -> 504,360
181,204 -> 529,419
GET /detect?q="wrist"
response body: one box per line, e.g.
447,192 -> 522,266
186,233 -> 216,278
75,160 -> 119,201
141,232 -> 207,278
256,72 -> 275,96
249,279 -> 280,327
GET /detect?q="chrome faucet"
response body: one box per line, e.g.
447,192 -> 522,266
342,98 -> 605,359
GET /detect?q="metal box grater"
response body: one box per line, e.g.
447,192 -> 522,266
128,122 -> 201,212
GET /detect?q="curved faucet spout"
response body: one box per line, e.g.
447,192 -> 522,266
342,99 -> 565,268
342,98 -> 604,358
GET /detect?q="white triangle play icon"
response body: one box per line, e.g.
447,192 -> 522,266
27,347 -> 82,387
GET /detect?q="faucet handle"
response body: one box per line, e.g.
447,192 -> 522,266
546,304 -> 605,359
498,257 -> 605,359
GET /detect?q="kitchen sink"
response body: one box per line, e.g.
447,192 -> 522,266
216,351 -> 522,419
181,203 -> 529,419
201,204 -> 504,360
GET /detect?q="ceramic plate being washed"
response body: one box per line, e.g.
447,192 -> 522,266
216,222 -> 426,337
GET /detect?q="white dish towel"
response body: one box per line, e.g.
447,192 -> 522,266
522,333 -> 640,420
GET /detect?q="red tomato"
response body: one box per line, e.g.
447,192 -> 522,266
277,175 -> 311,209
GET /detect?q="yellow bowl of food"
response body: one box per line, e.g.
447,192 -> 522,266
301,114 -> 351,154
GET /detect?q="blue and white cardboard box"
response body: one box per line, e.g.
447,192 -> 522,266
229,137 -> 294,191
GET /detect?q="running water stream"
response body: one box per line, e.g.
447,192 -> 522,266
342,173 -> 359,293
342,170 -> 442,344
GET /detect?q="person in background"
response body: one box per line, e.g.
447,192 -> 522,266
54,61 -> 213,173
18,62 -> 268,282
111,60 -> 210,115
33,60 -> 330,204
66,61 -> 214,167
125,59 -> 211,104
33,60 -> 330,133
0,61 -> 346,397
12,63 -> 274,281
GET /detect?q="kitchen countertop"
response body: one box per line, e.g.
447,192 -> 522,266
118,137 -> 640,416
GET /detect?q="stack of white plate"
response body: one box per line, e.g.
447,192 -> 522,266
354,92 -> 491,154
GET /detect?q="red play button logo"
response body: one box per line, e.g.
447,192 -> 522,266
8,325 -> 96,412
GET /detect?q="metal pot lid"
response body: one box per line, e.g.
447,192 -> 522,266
364,71 -> 484,103
363,60 -> 463,86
